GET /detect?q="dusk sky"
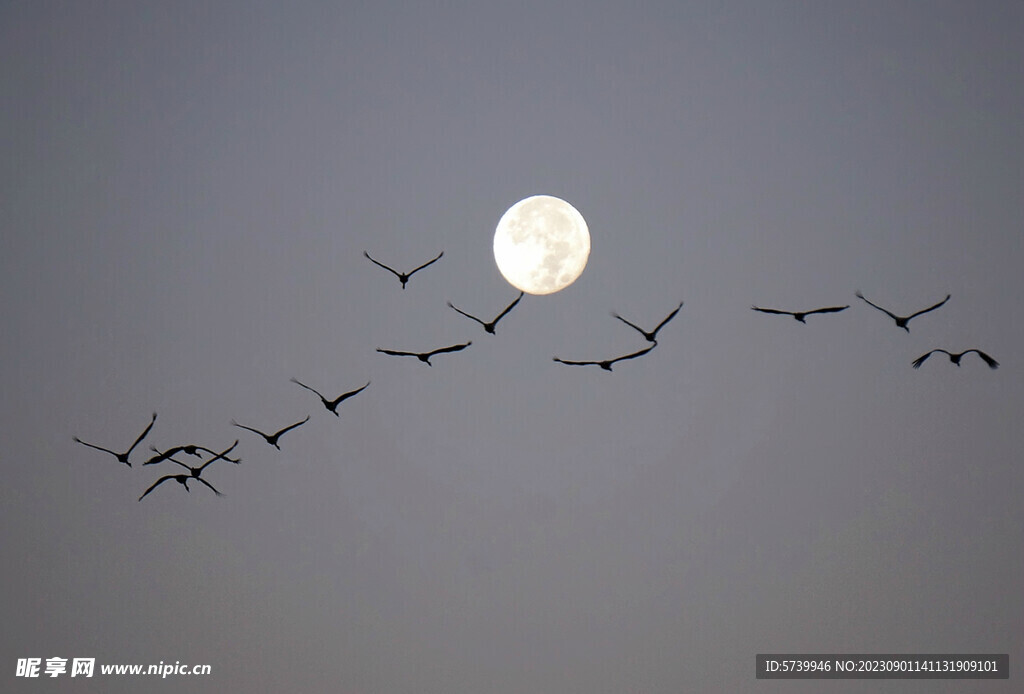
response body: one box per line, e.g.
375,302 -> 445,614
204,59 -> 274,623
2,1 -> 1022,691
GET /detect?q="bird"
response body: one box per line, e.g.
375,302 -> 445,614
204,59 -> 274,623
231,416 -> 310,449
74,412 -> 157,467
855,291 -> 950,332
611,301 -> 684,343
376,341 -> 472,365
912,349 -> 999,370
553,343 -> 657,371
138,474 -> 193,501
363,250 -> 444,289
751,304 -> 849,323
158,441 -> 238,497
142,443 -> 241,467
447,292 -> 524,334
291,378 -> 370,416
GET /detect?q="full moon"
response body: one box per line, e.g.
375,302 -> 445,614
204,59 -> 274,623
493,195 -> 590,295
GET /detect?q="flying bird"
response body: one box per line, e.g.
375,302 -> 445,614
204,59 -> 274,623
364,250 -> 444,289
376,341 -> 472,366
855,291 -> 950,332
138,474 -> 193,502
611,301 -> 684,343
291,378 -> 370,416
912,349 -> 999,370
751,304 -> 849,323
447,292 -> 524,334
553,344 -> 657,371
143,443 -> 241,467
231,415 -> 310,449
74,412 -> 157,467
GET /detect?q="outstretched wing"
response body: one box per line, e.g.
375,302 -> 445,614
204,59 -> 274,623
652,301 -> 684,334
408,251 -> 444,275
72,437 -> 118,457
553,357 -> 597,367
231,420 -> 268,438
907,294 -> 951,320
377,347 -> 417,357
492,292 -> 524,323
610,312 -> 646,334
610,344 -> 657,364
274,416 -> 310,438
143,445 -> 184,466
138,475 -> 176,501
333,381 -> 370,405
197,440 -> 240,474
751,306 -> 792,316
911,350 -> 939,369
363,251 -> 402,278
195,477 -> 224,497
965,349 -> 999,369
427,341 -> 472,356
290,380 -> 325,403
805,305 -> 849,315
125,413 -> 158,457
447,302 -> 486,326
855,291 -> 899,320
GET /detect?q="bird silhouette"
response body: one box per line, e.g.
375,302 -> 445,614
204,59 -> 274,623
447,292 -> 524,334
751,304 -> 849,323
291,378 -> 370,416
912,349 -> 999,370
855,291 -> 950,332
364,250 -> 444,289
138,474 -> 193,501
553,343 -> 657,371
376,341 -> 472,365
611,301 -> 684,343
158,440 -> 238,496
231,416 -> 310,449
74,412 -> 157,467
143,443 -> 241,467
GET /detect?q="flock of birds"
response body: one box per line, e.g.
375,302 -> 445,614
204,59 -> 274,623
74,250 -> 1000,501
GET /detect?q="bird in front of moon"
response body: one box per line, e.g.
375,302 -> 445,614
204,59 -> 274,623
493,195 -> 590,295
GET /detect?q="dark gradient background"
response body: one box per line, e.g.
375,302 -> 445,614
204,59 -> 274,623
2,1 -> 1022,692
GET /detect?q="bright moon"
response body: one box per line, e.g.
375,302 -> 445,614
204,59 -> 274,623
493,195 -> 590,295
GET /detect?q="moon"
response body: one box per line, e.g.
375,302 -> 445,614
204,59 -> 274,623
493,195 -> 591,295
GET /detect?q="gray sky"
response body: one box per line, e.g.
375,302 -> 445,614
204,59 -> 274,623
2,1 -> 1022,691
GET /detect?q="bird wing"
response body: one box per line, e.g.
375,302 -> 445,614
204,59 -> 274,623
611,312 -> 647,334
447,302 -> 486,325
610,344 -> 657,363
855,291 -> 899,320
805,305 -> 849,315
408,251 -> 444,275
652,302 -> 684,334
492,292 -> 524,323
427,341 -> 472,356
231,420 -> 268,438
907,294 -> 951,320
73,437 -> 118,457
195,477 -> 224,497
334,381 -> 370,405
143,446 -> 183,466
274,416 -> 310,437
911,350 -> 938,369
377,347 -> 417,357
291,378 -> 327,401
553,357 -> 596,367
965,349 -> 999,369
751,306 -> 791,316
138,475 -> 176,501
363,251 -> 402,278
197,441 -> 240,473
124,412 -> 157,456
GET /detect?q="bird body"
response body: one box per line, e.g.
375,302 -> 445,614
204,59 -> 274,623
291,378 -> 370,416
364,250 -> 444,289
448,292 -> 524,334
611,301 -> 683,342
856,291 -> 950,332
231,416 -> 310,449
74,412 -> 157,467
377,342 -> 472,365
751,304 -> 848,323
553,344 -> 657,371
912,349 -> 999,369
